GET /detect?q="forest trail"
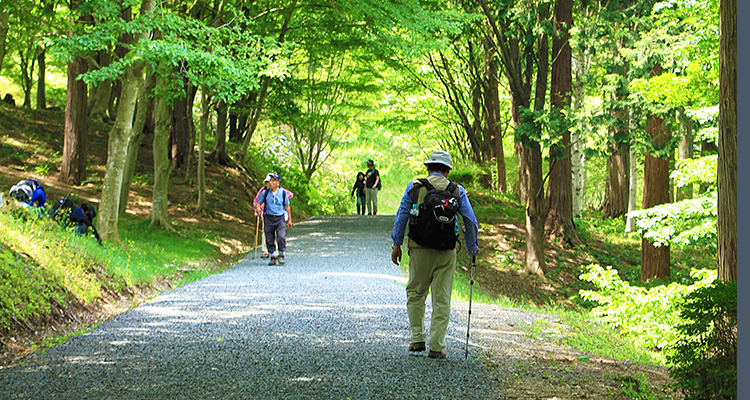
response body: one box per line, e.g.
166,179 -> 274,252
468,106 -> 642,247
0,216 -> 497,399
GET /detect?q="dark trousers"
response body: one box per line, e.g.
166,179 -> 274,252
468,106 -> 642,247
356,195 -> 364,214
264,214 -> 286,255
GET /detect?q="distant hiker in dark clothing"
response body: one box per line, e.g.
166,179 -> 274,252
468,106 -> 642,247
255,173 -> 292,266
364,160 -> 380,215
350,172 -> 366,215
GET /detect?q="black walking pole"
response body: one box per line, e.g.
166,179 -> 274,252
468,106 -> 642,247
465,255 -> 476,360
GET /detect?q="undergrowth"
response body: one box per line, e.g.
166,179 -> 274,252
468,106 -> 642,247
0,205 -> 231,331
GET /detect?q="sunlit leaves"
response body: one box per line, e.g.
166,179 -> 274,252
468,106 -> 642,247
579,264 -> 716,352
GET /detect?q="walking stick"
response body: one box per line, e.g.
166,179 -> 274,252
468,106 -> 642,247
465,255 -> 476,360
254,215 -> 260,261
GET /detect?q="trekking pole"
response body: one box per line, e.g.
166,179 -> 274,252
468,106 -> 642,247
254,215 -> 260,261
465,255 -> 476,360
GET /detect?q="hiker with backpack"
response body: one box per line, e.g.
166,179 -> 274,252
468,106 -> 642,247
253,173 -> 295,259
390,150 -> 479,359
255,173 -> 293,266
364,159 -> 380,215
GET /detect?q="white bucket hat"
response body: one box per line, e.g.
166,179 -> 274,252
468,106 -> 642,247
423,150 -> 452,169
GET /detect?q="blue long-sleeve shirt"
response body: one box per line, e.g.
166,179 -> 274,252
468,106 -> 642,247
391,173 -> 479,256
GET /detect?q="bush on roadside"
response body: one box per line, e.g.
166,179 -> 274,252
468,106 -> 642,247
578,264 -> 715,353
666,280 -> 736,400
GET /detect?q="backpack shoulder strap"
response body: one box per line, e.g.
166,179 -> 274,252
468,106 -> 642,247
262,188 -> 270,205
446,182 -> 458,196
410,178 -> 431,205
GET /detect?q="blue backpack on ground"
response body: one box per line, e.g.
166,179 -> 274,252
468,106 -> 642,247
9,178 -> 46,208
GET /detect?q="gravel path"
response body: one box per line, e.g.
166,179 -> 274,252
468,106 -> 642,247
0,215 -> 496,400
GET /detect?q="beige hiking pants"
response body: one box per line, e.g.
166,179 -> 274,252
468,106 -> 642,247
406,247 -> 456,352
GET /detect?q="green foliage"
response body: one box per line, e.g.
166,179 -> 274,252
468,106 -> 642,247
579,264 -> 715,353
628,154 -> 717,249
448,169 -> 474,187
0,242 -> 67,330
672,155 -> 717,190
618,372 -> 672,400
628,192 -> 717,249
666,280 -> 736,400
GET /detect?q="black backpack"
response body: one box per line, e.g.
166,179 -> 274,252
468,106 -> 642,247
407,178 -> 460,251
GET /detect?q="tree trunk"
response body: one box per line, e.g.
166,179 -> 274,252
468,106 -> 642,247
675,110 -> 694,201
238,0 -> 296,159
571,33 -> 588,218
118,68 -> 154,215
482,33 -> 507,193
197,86 -> 209,211
36,46 -> 46,110
641,65 -> 671,281
185,83 -> 198,178
524,140 -> 547,276
150,73 -> 172,229
602,106 -> 630,219
718,0 -> 736,282
209,100 -> 232,165
625,143 -> 638,232
0,10 -> 8,73
18,48 -> 35,108
98,0 -> 155,243
511,96 -> 526,202
169,72 -> 191,172
98,62 -> 148,242
89,50 -> 113,121
545,0 -> 581,247
60,55 -> 88,185
229,112 -> 241,142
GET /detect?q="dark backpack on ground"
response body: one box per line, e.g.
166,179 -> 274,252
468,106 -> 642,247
407,178 -> 460,251
49,194 -> 102,244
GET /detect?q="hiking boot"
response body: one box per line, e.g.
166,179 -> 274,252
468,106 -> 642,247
278,255 -> 285,265
409,342 -> 426,352
261,253 -> 270,259
269,257 -> 277,266
428,350 -> 447,359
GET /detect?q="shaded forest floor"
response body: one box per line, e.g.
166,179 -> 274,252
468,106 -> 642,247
0,105 -> 684,398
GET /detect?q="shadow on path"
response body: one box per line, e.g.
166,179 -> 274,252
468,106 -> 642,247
0,216 -> 494,400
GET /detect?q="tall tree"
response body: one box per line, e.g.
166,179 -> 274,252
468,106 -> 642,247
676,109 -> 694,201
0,10 -> 8,73
60,0 -> 90,185
545,0 -> 581,246
717,0 -> 736,282
640,64 -> 671,281
479,0 -> 551,276
97,0 -> 156,242
208,100 -> 232,165
149,70 -> 172,228
238,0 -> 297,159
36,46 -> 46,110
